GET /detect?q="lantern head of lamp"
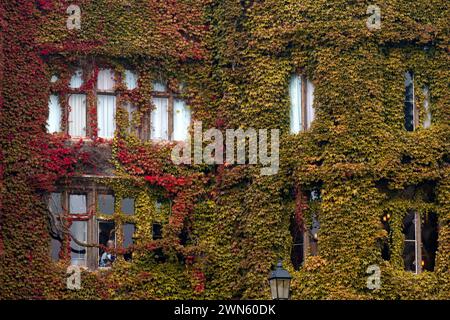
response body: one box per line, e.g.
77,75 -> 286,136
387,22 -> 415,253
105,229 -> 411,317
268,260 -> 292,300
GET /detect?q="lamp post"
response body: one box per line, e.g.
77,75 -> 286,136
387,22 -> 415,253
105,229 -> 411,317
268,260 -> 292,300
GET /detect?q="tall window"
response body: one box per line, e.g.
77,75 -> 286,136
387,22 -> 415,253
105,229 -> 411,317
97,69 -> 116,139
150,81 -> 191,141
422,85 -> 432,129
404,71 -> 417,131
402,211 -> 438,273
68,69 -> 87,137
49,186 -> 138,269
289,74 -> 315,134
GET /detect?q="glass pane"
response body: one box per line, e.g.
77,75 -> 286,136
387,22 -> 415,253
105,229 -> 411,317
50,237 -> 61,261
97,69 -> 115,91
47,95 -> 62,133
404,71 -> 415,131
68,94 -> 87,137
151,97 -> 169,140
124,224 -> 135,249
70,221 -> 87,266
152,81 -> 167,92
69,69 -> 83,89
125,70 -> 138,90
121,198 -> 134,215
422,212 -> 438,271
69,194 -> 87,214
402,211 -> 416,240
269,279 -> 278,300
403,241 -> 416,272
49,192 -> 63,214
306,79 -> 315,129
289,75 -> 302,134
97,95 -> 116,139
423,85 -> 431,129
98,194 -> 114,215
281,279 -> 290,300
152,223 -> 163,240
173,99 -> 191,141
98,221 -> 115,267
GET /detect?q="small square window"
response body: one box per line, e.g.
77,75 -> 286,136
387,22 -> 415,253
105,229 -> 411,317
98,194 -> 114,215
121,198 -> 135,215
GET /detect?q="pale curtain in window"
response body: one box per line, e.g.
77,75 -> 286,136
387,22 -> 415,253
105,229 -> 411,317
97,95 -> 116,139
289,75 -> 302,134
47,95 -> 61,133
97,69 -> 115,91
306,79 -> 315,129
125,70 -> 138,90
70,221 -> 87,266
151,97 -> 169,140
153,81 -> 167,92
69,69 -> 83,89
68,94 -> 86,137
173,99 -> 191,141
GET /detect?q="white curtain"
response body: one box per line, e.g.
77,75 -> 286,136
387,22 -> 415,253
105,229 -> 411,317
153,81 -> 167,92
47,95 -> 62,133
70,221 -> 87,266
97,69 -> 115,91
97,95 -> 116,139
125,70 -> 138,90
151,97 -> 169,140
289,75 -> 302,134
69,69 -> 83,89
173,99 -> 191,141
68,94 -> 87,137
306,79 -> 315,129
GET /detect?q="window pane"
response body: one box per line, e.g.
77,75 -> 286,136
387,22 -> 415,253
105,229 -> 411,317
68,94 -> 87,137
97,95 -> 116,139
124,223 -> 135,261
47,95 -> 61,133
151,97 -> 169,140
69,69 -> 83,89
125,70 -> 137,90
423,85 -> 431,129
402,211 -> 416,241
49,192 -> 63,215
152,81 -> 167,92
289,75 -> 302,134
69,194 -> 87,214
152,223 -> 163,240
173,99 -> 191,141
404,71 -> 415,131
97,69 -> 115,92
422,212 -> 438,272
51,237 -> 61,261
121,198 -> 134,215
70,221 -> 87,266
306,79 -> 315,129
403,241 -> 416,272
98,221 -> 115,267
98,194 -> 114,215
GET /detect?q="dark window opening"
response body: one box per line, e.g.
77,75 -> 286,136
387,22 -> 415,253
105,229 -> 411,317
404,71 -> 415,131
421,212 -> 438,272
152,223 -> 163,240
98,221 -> 115,267
290,215 -> 304,271
381,213 -> 391,261
123,223 -> 135,261
402,210 -> 417,272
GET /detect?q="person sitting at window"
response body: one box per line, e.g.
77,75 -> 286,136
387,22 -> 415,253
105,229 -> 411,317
99,240 -> 115,267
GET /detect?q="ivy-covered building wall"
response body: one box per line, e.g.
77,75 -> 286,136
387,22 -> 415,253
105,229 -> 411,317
0,0 -> 448,299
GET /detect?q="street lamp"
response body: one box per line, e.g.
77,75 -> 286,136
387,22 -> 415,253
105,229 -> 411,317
268,260 -> 292,300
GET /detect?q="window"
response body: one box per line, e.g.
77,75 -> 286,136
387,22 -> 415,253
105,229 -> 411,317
422,85 -> 431,129
404,71 -> 417,131
49,186 -> 136,269
47,65 -> 191,141
289,74 -> 315,133
47,95 -> 62,133
97,69 -> 116,139
402,210 -> 438,273
150,82 -> 191,141
381,213 -> 391,261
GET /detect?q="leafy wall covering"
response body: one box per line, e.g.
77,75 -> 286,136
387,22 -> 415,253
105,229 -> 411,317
0,0 -> 448,299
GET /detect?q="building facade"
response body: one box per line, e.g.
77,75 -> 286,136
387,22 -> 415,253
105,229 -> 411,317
0,1 -> 449,299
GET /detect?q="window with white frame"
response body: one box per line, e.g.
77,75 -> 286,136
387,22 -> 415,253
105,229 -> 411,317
47,65 -> 191,141
289,74 -> 315,134
402,210 -> 438,274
